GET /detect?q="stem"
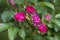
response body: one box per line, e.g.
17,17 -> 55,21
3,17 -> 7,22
25,0 -> 28,5
18,22 -> 24,29
5,0 -> 13,11
42,13 -> 45,24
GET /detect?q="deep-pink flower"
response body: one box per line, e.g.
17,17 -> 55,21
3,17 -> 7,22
14,12 -> 26,22
32,13 -> 41,26
45,14 -> 51,21
25,5 -> 35,13
38,24 -> 47,33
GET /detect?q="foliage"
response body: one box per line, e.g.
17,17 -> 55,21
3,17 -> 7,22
0,0 -> 60,40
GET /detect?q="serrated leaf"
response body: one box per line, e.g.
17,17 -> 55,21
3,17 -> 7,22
55,14 -> 60,18
14,0 -> 24,4
1,11 -> 14,22
0,23 -> 9,32
18,29 -> 26,40
8,27 -> 18,40
38,2 -> 55,10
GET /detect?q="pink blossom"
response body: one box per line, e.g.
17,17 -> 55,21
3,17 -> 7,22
38,23 -> 47,33
45,14 -> 51,21
25,5 -> 35,14
14,12 -> 26,22
32,13 -> 41,26
9,0 -> 15,6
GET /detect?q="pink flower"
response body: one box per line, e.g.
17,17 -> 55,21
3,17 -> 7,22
32,13 -> 41,26
25,5 -> 35,14
14,12 -> 26,22
38,24 -> 47,33
9,0 -> 15,6
45,14 -> 51,21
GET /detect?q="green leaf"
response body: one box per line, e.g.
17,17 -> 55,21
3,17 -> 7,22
32,34 -> 43,40
0,0 -> 2,3
8,27 -> 18,40
54,25 -> 60,32
53,0 -> 57,4
35,6 -> 45,14
55,14 -> 60,18
29,0 -> 38,4
47,30 -> 52,36
1,11 -> 14,22
14,0 -> 24,4
18,29 -> 26,40
47,23 -> 53,28
0,23 -> 9,32
48,37 -> 54,40
51,19 -> 60,27
54,34 -> 59,40
46,36 -> 54,40
38,2 -> 55,10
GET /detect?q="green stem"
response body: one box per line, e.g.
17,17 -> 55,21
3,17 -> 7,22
24,0 -> 28,5
5,0 -> 13,11
42,13 -> 45,24
18,22 -> 23,29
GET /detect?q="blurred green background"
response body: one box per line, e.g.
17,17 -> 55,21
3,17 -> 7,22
0,0 -> 60,40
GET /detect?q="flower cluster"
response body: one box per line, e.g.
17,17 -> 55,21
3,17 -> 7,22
14,5 -> 51,33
